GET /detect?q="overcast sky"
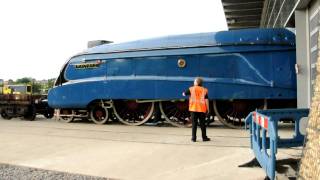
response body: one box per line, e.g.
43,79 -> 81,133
0,0 -> 227,81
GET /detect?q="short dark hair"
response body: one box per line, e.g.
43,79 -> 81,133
195,77 -> 203,86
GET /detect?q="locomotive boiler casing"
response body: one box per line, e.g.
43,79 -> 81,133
48,28 -> 296,109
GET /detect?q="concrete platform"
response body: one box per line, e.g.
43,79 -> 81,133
0,117 -> 301,180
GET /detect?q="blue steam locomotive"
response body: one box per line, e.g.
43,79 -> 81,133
48,28 -> 297,128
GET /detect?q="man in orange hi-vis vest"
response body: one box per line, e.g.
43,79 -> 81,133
183,77 -> 210,142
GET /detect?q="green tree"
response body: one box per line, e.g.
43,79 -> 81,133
15,77 -> 32,84
32,82 -> 42,94
8,79 -> 14,85
47,78 -> 56,89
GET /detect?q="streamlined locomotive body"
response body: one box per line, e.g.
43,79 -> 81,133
48,28 -> 297,128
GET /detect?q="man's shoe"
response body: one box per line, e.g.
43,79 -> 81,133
191,139 -> 196,142
203,137 -> 211,142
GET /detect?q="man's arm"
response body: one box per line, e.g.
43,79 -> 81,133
182,89 -> 190,96
205,92 -> 209,113
206,99 -> 210,113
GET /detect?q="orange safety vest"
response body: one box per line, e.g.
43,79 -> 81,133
189,86 -> 208,113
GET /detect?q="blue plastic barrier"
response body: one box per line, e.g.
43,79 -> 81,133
245,108 -> 309,180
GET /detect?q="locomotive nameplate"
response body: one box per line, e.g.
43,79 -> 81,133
74,60 -> 104,69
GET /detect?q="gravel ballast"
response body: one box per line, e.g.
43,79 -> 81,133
0,163 -> 111,180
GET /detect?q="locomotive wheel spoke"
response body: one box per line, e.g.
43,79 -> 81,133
59,116 -> 74,123
113,100 -> 154,126
213,100 -> 265,129
59,117 -> 73,123
90,105 -> 109,125
167,108 -> 176,117
59,109 -> 74,123
160,101 -> 191,128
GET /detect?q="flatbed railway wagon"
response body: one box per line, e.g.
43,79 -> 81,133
0,84 -> 54,120
48,28 -> 297,128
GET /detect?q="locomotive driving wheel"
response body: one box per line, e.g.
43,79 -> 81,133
213,100 -> 265,129
58,109 -> 74,123
59,116 -> 74,123
113,100 -> 154,126
90,105 -> 109,124
159,101 -> 191,127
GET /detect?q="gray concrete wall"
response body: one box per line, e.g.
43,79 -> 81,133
259,0 -> 318,108
295,9 -> 311,108
295,0 -> 320,108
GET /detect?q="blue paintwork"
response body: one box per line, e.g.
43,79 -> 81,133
48,28 -> 297,109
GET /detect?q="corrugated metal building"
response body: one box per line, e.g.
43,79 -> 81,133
221,0 -> 320,108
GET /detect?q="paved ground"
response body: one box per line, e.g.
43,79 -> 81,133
0,117 -> 302,180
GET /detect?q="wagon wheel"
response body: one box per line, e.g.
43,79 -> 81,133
44,108 -> 54,119
90,105 -> 109,124
1,111 -> 12,120
159,101 -> 191,128
44,112 -> 54,119
24,113 -> 36,121
24,105 -> 36,121
213,100 -> 265,129
113,100 -> 154,126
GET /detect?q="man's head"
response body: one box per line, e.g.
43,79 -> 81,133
194,77 -> 203,86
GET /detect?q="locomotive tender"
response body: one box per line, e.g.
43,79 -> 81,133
48,28 -> 297,128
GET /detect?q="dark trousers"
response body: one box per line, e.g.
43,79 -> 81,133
191,112 -> 207,140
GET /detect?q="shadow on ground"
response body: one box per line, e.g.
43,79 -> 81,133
238,158 -> 300,180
